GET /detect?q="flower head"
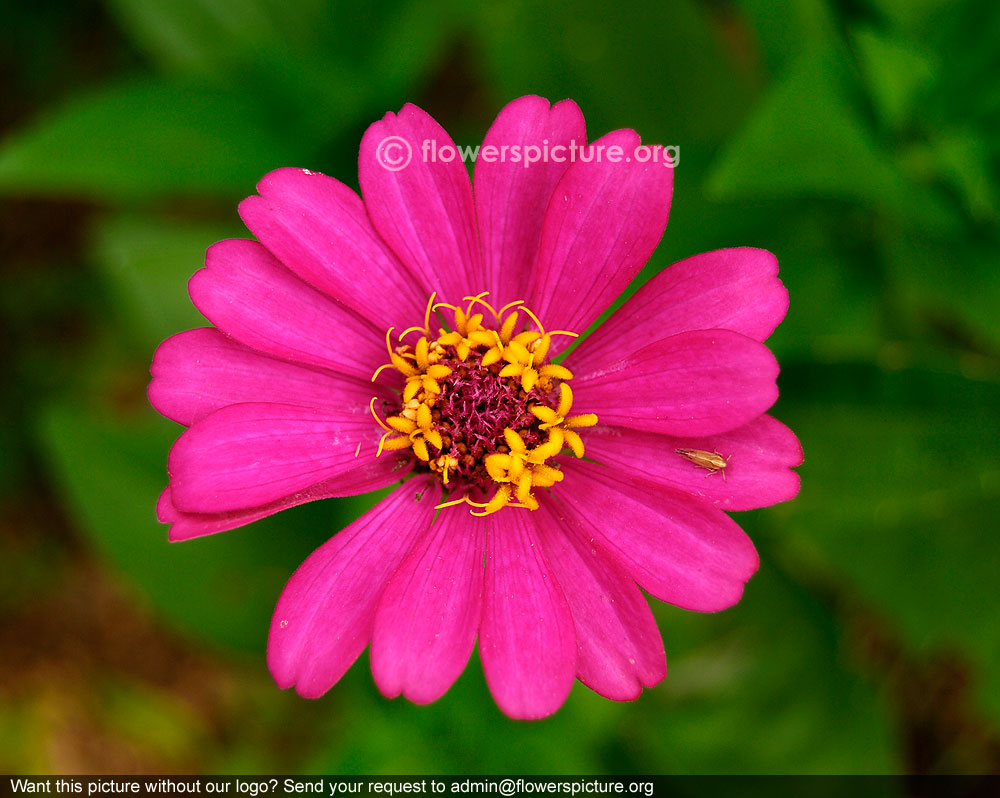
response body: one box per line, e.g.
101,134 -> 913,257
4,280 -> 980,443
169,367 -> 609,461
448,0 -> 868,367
150,96 -> 802,719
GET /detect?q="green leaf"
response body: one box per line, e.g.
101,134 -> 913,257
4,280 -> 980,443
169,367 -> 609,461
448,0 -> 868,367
779,363 -> 1000,725
0,78 -> 306,202
642,561 -> 900,774
736,0 -> 840,76
102,0 -> 307,76
302,550 -> 898,774
852,27 -> 938,132
706,46 -> 958,233
930,128 -> 999,222
100,0 -> 458,147
472,0 -> 755,146
776,250 -> 885,362
36,403 -> 380,652
867,0 -> 961,38
90,213 -> 239,350
882,230 -> 1000,348
101,679 -> 209,761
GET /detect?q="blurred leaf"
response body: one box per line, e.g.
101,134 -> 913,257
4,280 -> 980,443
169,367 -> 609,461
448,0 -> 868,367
306,651 -> 615,773
0,704 -> 34,774
866,0 -> 954,35
706,46 -> 957,234
779,363 -> 1000,724
882,230 -> 1000,349
303,549 -> 898,774
36,403 -> 379,652
930,129 -> 999,222
472,0 -> 755,146
101,0 -> 458,147
0,78 -> 306,202
102,679 -> 208,761
852,27 -> 938,132
737,0 -> 840,76
777,248 -> 884,362
368,0 -> 463,99
90,213 -> 240,350
102,0 -> 307,76
889,0 -> 1000,132
295,504 -> 899,775
640,560 -> 900,774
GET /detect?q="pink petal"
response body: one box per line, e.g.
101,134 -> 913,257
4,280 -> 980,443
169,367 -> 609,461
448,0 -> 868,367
268,478 -> 440,698
535,502 -> 665,701
158,470 -> 412,541
571,329 -> 780,437
370,509 -> 485,704
479,511 -> 576,719
168,402 -> 406,514
189,239 -> 385,382
473,96 -> 586,308
530,128 -> 673,342
239,167 -> 428,329
552,459 -> 759,612
584,415 -> 802,511
149,327 -> 390,428
569,247 -> 788,375
359,104 -> 482,301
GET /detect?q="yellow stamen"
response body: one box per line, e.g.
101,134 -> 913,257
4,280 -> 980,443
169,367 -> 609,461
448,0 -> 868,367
423,292 -> 436,335
564,429 -> 585,458
369,291 -> 598,517
485,453 -> 513,483
520,368 -> 539,392
556,382 -> 573,417
369,397 -> 393,432
479,346 -> 501,367
503,428 -> 526,453
470,487 -> 511,516
516,472 -> 533,504
435,454 -> 458,484
505,340 -> 531,363
518,304 -> 547,337
531,428 -> 565,461
414,337 -> 430,370
531,464 -> 564,486
387,416 -> 416,434
438,495 -> 479,511
539,363 -> 573,381
498,300 -> 524,317
378,433 -> 413,456
499,310 -> 520,344
390,352 -> 418,377
463,292 -> 500,322
531,406 -> 561,426
532,334 -> 552,363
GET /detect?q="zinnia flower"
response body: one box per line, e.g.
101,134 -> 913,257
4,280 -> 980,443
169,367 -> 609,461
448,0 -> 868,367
150,96 -> 801,719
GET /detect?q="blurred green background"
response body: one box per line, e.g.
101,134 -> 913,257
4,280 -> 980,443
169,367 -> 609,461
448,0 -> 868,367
2,0 -> 999,776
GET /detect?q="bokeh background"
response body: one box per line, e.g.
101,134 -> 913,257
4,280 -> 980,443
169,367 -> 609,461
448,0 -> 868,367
2,0 -> 999,776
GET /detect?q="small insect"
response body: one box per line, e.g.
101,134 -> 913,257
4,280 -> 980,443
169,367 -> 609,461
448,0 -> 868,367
675,448 -> 732,480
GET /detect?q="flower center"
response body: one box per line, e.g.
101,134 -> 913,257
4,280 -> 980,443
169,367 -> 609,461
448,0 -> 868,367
371,293 -> 597,516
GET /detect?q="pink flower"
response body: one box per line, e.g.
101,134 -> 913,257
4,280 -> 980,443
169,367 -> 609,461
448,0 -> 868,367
150,96 -> 802,719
